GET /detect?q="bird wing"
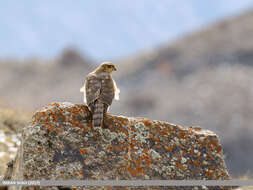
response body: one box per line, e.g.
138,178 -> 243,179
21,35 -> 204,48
83,73 -> 102,105
112,79 -> 120,100
80,85 -> 87,104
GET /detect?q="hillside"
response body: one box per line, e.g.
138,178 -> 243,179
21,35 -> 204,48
117,10 -> 253,81
0,48 -> 93,110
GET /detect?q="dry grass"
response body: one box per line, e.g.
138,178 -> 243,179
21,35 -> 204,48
0,107 -> 30,133
0,107 -> 30,178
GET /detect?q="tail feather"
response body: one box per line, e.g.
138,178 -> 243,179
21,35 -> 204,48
92,101 -> 104,128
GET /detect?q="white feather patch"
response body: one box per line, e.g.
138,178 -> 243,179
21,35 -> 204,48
113,79 -> 120,100
80,86 -> 87,104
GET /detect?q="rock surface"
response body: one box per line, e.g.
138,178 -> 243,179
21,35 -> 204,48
7,102 -> 232,190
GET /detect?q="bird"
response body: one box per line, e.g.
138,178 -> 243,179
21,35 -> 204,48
80,62 -> 120,128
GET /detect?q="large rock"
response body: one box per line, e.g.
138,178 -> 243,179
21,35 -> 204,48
7,102 -> 232,190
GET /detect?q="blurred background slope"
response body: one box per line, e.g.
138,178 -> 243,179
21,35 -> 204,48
0,1 -> 253,178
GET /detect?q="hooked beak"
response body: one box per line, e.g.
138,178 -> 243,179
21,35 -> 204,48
113,66 -> 117,71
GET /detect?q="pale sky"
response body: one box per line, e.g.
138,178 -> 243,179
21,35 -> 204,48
0,1 -> 253,60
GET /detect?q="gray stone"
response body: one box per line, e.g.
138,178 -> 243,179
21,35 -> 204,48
6,102 -> 234,190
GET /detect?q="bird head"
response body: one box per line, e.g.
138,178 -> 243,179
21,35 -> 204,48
98,62 -> 117,73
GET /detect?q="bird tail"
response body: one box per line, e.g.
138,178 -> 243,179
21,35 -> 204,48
92,100 -> 104,128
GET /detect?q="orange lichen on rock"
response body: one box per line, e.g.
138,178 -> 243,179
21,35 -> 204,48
79,148 -> 88,154
210,139 -> 218,147
166,146 -> 173,152
114,145 -> 124,152
143,154 -> 151,167
176,162 -> 185,171
115,116 -> 128,126
126,166 -> 136,176
142,148 -> 149,154
116,125 -> 129,136
56,129 -> 62,133
216,145 -> 222,153
193,160 -> 201,167
155,143 -> 162,149
136,166 -> 145,175
46,124 -> 55,132
206,171 -> 212,178
107,145 -> 113,151
18,102 -> 231,187
179,131 -> 186,139
37,146 -> 43,152
140,119 -> 152,127
160,130 -> 169,136
105,186 -> 112,190
135,158 -> 141,165
126,165 -> 145,176
74,171 -> 79,177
